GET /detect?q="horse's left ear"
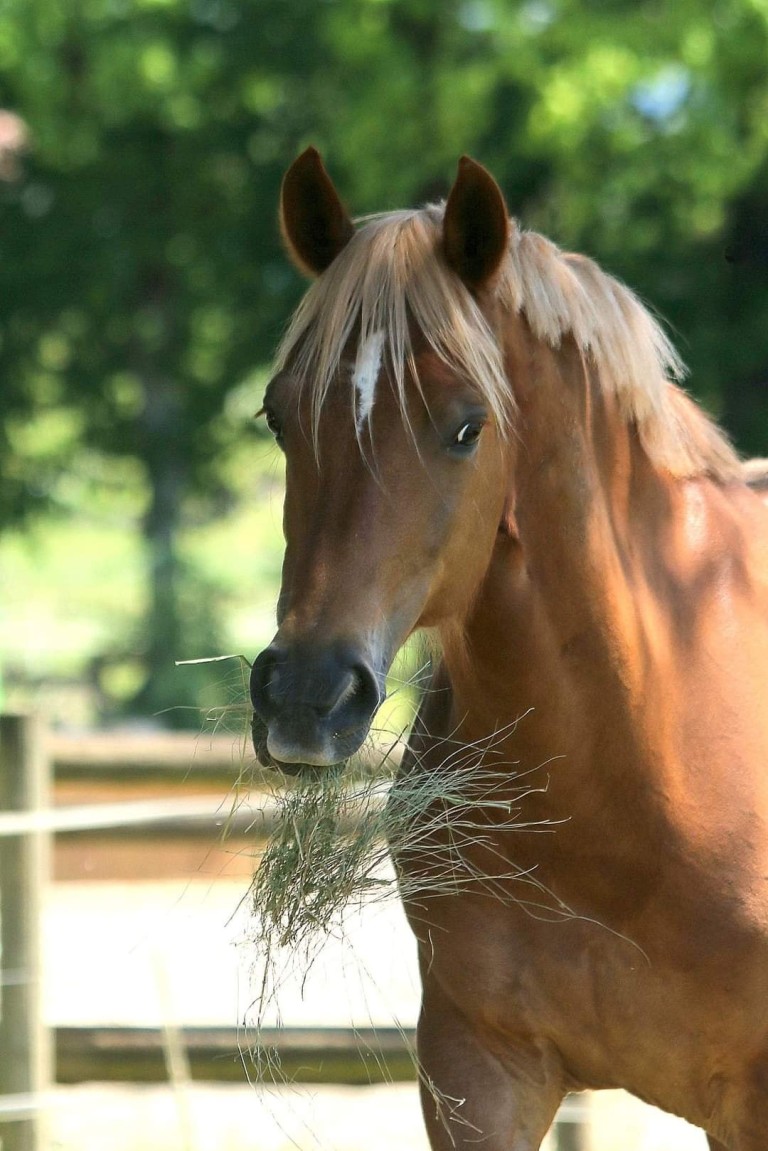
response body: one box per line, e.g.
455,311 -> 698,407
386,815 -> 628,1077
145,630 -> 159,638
280,147 -> 355,278
443,156 -> 510,292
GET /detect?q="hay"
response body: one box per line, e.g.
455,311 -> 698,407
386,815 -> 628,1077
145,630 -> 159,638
244,717 -> 573,1087
180,653 -> 571,973
250,715 -> 571,956
188,652 -> 573,1088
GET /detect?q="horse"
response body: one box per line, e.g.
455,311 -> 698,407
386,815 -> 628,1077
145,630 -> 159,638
249,147 -> 768,1150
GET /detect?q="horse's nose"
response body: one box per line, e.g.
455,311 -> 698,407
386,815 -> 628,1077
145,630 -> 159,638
251,644 -> 376,717
249,643 -> 383,769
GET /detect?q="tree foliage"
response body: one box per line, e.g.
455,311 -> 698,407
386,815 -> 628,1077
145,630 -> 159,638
1,0 -> 767,720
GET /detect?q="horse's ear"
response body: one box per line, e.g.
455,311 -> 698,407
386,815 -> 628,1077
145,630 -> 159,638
280,147 -> 354,278
443,156 -> 510,292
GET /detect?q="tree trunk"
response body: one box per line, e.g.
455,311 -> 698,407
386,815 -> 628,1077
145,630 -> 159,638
128,263 -> 190,724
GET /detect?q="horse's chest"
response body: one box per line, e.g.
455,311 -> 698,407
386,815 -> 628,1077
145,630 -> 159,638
408,893 -> 633,1047
404,887 -> 765,1106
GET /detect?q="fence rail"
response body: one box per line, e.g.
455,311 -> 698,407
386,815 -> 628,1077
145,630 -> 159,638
0,794 -> 271,838
55,1024 -> 416,1085
47,729 -> 257,784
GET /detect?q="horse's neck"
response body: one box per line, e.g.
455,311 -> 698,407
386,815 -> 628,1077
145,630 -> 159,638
442,334 -> 676,767
432,331 -> 768,909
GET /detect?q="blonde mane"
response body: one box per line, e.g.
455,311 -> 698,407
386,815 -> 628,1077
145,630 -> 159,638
276,205 -> 740,481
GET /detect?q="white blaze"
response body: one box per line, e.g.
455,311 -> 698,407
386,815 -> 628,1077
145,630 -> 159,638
353,330 -> 385,432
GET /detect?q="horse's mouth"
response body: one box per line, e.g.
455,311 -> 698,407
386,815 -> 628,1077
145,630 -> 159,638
250,712 -> 349,778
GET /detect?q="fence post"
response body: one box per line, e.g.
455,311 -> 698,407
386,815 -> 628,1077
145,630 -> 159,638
0,714 -> 52,1151
554,1095 -> 589,1151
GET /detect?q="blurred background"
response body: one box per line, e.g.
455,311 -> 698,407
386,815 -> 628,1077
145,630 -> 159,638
0,1 -> 766,1148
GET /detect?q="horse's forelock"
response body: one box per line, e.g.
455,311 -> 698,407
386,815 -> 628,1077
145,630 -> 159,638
275,208 -> 513,450
274,204 -> 740,481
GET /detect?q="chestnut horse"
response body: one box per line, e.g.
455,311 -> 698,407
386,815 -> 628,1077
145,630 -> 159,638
250,148 -> 768,1150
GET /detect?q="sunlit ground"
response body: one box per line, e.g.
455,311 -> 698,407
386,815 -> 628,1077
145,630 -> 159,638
42,877 -> 707,1151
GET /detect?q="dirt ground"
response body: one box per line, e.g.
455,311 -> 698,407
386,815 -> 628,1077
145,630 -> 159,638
43,1081 -> 706,1151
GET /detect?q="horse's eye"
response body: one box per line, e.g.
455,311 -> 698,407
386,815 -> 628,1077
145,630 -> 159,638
452,421 -> 484,450
265,409 -> 283,443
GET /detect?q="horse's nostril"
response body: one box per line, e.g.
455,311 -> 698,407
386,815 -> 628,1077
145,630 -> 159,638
317,661 -> 382,722
249,646 -> 280,717
314,669 -> 354,719
350,660 -> 383,719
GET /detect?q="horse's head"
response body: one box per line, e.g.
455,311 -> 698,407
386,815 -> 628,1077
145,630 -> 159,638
250,150 -> 517,773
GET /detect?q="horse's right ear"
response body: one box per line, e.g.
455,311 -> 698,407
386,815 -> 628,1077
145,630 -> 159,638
280,148 -> 354,278
443,156 -> 510,292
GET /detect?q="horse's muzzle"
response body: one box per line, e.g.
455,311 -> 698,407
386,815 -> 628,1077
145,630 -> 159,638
249,642 -> 384,773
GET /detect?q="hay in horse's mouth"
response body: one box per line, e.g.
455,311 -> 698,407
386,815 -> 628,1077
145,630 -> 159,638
245,718 -> 578,1088
248,724 -> 566,960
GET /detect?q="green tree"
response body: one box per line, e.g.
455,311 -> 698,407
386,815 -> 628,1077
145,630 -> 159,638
0,0 -> 330,720
1,0 -> 767,723
314,0 -> 768,442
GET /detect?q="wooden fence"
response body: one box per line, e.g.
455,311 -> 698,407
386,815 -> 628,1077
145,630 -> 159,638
0,714 -> 588,1151
0,715 -> 51,1151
